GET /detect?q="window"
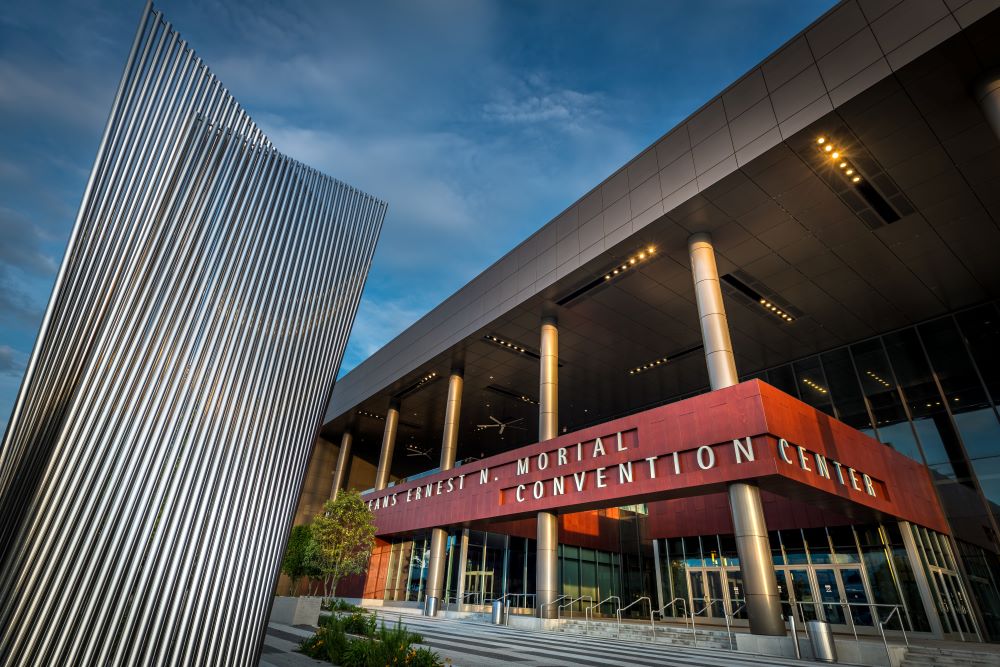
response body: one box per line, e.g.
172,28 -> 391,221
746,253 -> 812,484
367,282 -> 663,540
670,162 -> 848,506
850,339 -> 922,462
821,348 -> 875,434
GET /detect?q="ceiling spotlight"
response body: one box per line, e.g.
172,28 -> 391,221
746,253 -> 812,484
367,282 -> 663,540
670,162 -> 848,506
817,137 -> 826,144
845,169 -> 854,175
852,176 -> 861,183
824,144 -> 833,152
839,162 -> 847,169
831,152 -> 840,159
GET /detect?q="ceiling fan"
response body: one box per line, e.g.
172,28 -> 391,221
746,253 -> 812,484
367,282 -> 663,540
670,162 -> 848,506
405,444 -> 433,460
475,415 -> 526,435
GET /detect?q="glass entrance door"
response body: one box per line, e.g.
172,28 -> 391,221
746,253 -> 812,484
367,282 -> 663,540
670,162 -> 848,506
815,569 -> 847,625
933,570 -> 978,639
686,567 -> 746,623
782,566 -> 876,630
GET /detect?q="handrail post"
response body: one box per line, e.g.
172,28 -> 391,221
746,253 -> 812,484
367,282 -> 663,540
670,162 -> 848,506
789,613 -> 801,660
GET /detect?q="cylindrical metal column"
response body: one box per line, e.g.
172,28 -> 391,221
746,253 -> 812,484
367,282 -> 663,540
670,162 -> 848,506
537,512 -> 559,619
425,370 -> 463,616
330,431 -> 352,500
689,232 -> 783,636
539,318 -> 558,441
537,317 -> 559,618
975,70 -> 1000,141
374,400 -> 400,491
439,371 -> 463,471
729,482 -> 786,635
688,232 -> 739,389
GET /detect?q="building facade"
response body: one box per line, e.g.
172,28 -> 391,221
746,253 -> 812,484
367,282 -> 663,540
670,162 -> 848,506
0,3 -> 385,666
301,0 -> 1000,646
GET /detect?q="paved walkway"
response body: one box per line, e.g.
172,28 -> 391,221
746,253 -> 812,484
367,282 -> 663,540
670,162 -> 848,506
259,612 -> 830,667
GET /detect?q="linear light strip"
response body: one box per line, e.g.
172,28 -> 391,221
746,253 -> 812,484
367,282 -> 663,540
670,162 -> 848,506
0,4 -> 386,665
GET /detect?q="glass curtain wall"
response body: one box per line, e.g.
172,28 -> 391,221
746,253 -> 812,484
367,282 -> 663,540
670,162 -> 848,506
376,512 -> 654,616
739,302 -> 1000,640
657,524 -> 936,634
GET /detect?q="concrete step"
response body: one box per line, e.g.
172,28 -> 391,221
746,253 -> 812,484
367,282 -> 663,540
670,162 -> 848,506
554,621 -> 732,649
901,645 -> 1000,667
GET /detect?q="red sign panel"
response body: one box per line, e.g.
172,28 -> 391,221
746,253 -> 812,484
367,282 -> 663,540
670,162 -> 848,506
364,381 -> 948,536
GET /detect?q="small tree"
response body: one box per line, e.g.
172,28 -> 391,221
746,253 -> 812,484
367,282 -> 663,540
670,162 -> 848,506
309,489 -> 376,598
281,524 -> 313,596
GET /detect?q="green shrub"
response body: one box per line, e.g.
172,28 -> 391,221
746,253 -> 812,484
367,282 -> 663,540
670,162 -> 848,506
301,614 -> 442,666
322,615 -> 350,664
408,646 -> 443,667
343,610 -> 376,637
297,632 -> 325,659
325,597 -> 365,613
341,637 -> 382,667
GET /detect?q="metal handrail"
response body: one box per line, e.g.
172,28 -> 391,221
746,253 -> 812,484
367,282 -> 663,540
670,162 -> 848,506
538,595 -> 569,619
616,596 -> 654,639
448,589 -> 485,612
792,600 -> 908,662
876,606 -> 909,665
690,601 -> 711,647
557,595 -> 593,634
587,595 -> 621,618
725,601 -> 746,650
654,597 -> 691,639
498,593 -> 536,625
792,600 -> 908,633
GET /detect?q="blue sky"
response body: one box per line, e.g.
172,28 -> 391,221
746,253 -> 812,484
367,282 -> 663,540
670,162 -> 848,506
0,0 -> 835,433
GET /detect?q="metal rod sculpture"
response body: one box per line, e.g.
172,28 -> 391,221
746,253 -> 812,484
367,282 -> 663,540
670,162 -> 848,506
0,3 -> 385,664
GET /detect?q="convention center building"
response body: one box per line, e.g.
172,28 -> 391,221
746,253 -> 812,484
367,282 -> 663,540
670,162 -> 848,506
292,0 -> 1000,643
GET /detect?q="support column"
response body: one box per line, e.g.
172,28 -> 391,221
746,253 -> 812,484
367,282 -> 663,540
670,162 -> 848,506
652,539 -> 666,614
975,70 -> 1000,140
374,399 -> 399,491
425,370 -> 463,616
330,431 -> 352,500
688,232 -> 784,636
537,317 -> 559,618
688,232 -> 738,388
899,521 -> 945,638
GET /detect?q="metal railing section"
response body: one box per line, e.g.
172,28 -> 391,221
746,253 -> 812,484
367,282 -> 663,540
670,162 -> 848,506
724,600 -> 746,650
792,600 -> 908,664
690,601 -> 711,647
654,597 -> 691,637
498,593 -> 536,626
557,595 -> 593,634
616,596 -> 654,639
587,595 -> 621,619
538,595 -> 569,620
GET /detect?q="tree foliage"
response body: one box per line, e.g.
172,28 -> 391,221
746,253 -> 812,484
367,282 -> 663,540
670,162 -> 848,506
281,524 -> 313,595
309,490 -> 376,597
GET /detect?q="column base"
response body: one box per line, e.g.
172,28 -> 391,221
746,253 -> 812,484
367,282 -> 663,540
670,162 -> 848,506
746,594 -> 786,636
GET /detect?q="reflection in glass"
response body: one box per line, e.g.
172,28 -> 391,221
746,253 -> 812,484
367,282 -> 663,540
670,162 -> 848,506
850,339 -> 923,461
956,305 -> 1000,401
821,348 -> 875,434
793,357 -> 835,416
883,330 -> 967,479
